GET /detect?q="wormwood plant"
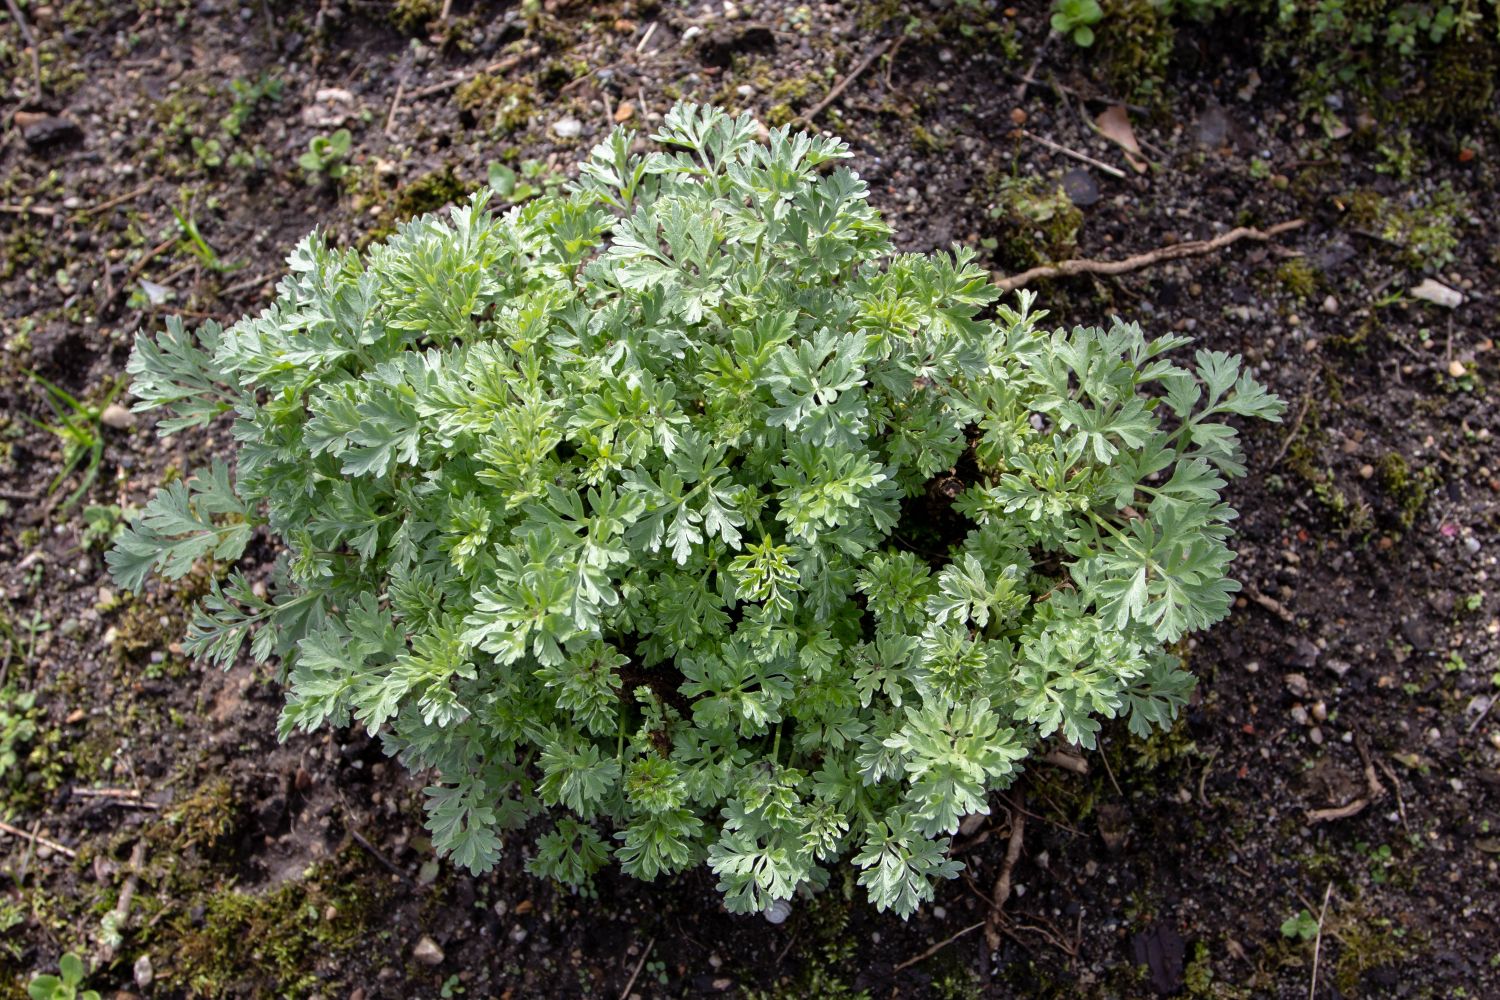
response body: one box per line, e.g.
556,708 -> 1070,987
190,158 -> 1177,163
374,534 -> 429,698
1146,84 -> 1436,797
109,104 -> 1281,917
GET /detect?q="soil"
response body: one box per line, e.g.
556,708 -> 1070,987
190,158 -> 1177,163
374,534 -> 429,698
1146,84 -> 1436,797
2,1 -> 1498,998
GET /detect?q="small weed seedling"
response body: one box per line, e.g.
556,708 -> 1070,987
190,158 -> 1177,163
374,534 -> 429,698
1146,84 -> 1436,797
299,128 -> 353,182
1052,0 -> 1104,46
1281,910 -> 1319,941
23,371 -> 122,510
486,159 -> 563,205
27,953 -> 100,1000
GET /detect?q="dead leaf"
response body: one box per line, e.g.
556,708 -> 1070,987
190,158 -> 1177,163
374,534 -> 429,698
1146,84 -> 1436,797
1095,105 -> 1148,174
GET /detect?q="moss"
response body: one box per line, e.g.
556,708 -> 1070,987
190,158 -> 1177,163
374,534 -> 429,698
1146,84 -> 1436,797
155,851 -> 392,998
766,103 -> 798,128
1098,0 -> 1177,104
393,167 -> 471,221
454,74 -> 535,133
1378,452 -> 1434,529
1274,258 -> 1321,301
161,776 -> 240,855
390,0 -> 438,35
986,175 -> 1083,272
1344,183 -> 1469,272
1404,38 -> 1499,124
742,891 -> 868,999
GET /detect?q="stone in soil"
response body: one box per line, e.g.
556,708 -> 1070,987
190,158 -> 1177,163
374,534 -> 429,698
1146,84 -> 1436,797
15,111 -> 83,150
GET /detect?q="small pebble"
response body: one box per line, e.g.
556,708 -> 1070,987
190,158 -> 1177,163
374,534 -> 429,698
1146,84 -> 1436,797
412,936 -> 445,966
1464,536 -> 1481,554
100,403 -> 136,429
1321,295 -> 1339,314
763,898 -> 792,924
1359,464 -> 1374,479
509,925 -> 529,944
1448,359 -> 1467,378
552,117 -> 583,139
134,954 -> 154,989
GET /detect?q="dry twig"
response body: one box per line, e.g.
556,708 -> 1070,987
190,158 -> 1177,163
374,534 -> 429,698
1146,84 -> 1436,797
3,0 -> 42,98
409,46 -> 539,100
1037,749 -> 1089,774
99,841 -> 147,963
1308,882 -> 1333,1000
994,219 -> 1306,293
801,39 -> 891,124
983,792 -> 1026,952
618,936 -> 656,1000
1018,128 -> 1128,180
1267,393 -> 1313,470
1244,583 -> 1296,624
0,819 -> 75,859
1305,733 -> 1385,824
894,921 -> 986,972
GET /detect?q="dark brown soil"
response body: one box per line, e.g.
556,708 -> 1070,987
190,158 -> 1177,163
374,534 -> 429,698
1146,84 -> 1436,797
2,2 -> 1498,999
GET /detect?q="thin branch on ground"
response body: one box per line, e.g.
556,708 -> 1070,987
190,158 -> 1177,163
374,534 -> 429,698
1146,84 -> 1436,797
1244,583 -> 1296,624
983,791 -> 1027,952
1305,732 -> 1385,824
994,219 -> 1306,292
3,0 -> 42,98
409,46 -> 540,100
894,921 -> 986,972
1268,392 -> 1313,469
1037,749 -> 1089,774
1018,128 -> 1128,179
1308,882 -> 1334,1000
800,38 -> 891,124
0,819 -> 76,859
618,936 -> 656,1000
384,77 -> 405,137
99,840 -> 147,963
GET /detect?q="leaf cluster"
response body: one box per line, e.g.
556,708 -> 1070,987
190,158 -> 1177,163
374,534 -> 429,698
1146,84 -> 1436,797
111,103 -> 1280,918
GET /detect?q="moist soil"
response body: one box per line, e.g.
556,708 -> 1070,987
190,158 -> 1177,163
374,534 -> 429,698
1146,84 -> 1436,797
2,2 -> 1498,998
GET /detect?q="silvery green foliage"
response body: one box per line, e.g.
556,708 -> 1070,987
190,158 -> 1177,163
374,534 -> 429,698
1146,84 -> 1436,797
109,104 -> 1282,918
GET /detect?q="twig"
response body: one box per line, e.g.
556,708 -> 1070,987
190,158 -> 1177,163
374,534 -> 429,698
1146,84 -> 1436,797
1308,882 -> 1333,1000
3,0 -> 42,99
100,841 -> 147,963
347,826 -> 409,881
1244,583 -> 1296,624
84,182 -> 153,217
618,936 -> 655,1000
894,921 -> 986,972
0,202 -> 56,217
994,218 -> 1307,293
1098,745 -> 1123,797
0,819 -> 76,858
1013,33 -> 1051,102
635,20 -> 659,54
408,45 -> 539,100
1305,732 -> 1384,824
439,0 -> 453,19
1372,754 -> 1408,833
1017,128 -> 1128,180
1037,749 -> 1088,775
1267,393 -> 1313,469
217,270 -> 272,299
72,788 -> 161,810
384,77 -> 405,138
101,234 -> 178,317
801,38 -> 891,124
983,791 -> 1026,952
1466,693 -> 1496,734
1196,749 -> 1218,809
